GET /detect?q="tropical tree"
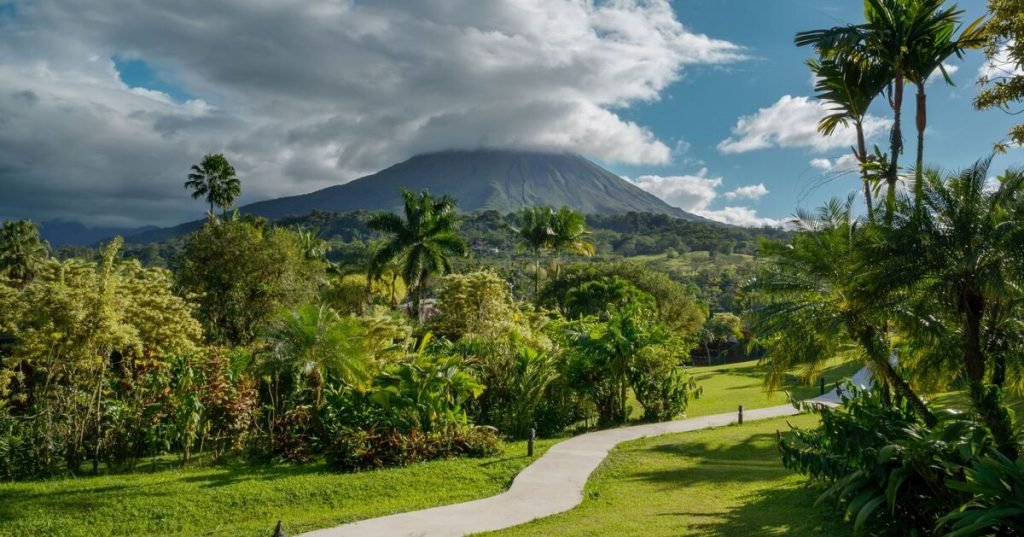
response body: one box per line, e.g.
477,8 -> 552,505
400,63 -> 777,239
806,57 -> 890,218
797,0 -> 975,215
265,304 -> 370,406
749,196 -> 937,426
974,0 -> 1024,148
366,189 -> 467,318
549,206 -> 595,279
904,12 -> 985,203
0,219 -> 50,288
867,158 -> 1024,456
513,206 -> 555,296
185,153 -> 241,218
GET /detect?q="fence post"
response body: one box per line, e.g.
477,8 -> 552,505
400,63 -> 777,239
272,520 -> 287,537
820,376 -> 826,395
738,405 -> 744,425
528,427 -> 536,457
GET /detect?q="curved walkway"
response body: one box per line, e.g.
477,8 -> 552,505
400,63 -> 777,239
299,380 -> 860,537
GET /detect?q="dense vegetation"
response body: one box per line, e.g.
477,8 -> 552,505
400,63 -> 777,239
0,167 -> 723,482
747,3 -> 1024,535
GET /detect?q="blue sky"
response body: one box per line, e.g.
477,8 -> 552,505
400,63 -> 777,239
605,0 -> 1018,224
0,0 -> 1018,226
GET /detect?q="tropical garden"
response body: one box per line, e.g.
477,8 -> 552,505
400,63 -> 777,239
2,1 -> 1024,536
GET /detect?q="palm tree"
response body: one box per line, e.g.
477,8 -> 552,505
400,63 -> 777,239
367,189 -> 467,318
549,206 -> 595,279
514,206 -> 555,296
797,0 -> 971,217
185,153 -> 241,218
905,14 -> 985,204
749,196 -> 937,426
0,219 -> 50,288
807,57 -> 890,218
868,158 -> 1024,457
265,303 -> 369,406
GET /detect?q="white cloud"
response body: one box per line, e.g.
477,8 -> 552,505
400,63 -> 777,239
0,0 -> 747,225
631,170 -> 780,227
631,169 -> 722,212
723,183 -> 767,201
979,42 -> 1024,80
927,63 -> 959,85
717,95 -> 890,154
808,154 -> 859,173
697,206 -> 782,227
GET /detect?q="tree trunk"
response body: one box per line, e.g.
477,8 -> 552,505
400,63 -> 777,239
855,120 -> 873,221
92,358 -> 107,475
961,291 -> 1018,457
914,85 -> 927,209
857,325 -> 937,427
886,73 -> 905,222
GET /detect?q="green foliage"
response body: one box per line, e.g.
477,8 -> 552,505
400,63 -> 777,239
975,0 -> 1024,148
367,188 -> 467,315
0,219 -> 50,288
565,276 -> 656,320
628,346 -> 699,422
185,153 -> 241,217
370,344 -> 484,432
177,218 -> 324,345
541,261 -> 706,347
429,271 -> 518,341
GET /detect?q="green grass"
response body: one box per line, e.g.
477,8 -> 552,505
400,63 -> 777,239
477,414 -> 851,537
630,251 -> 756,275
684,358 -> 862,418
0,360 -> 860,537
0,439 -> 555,537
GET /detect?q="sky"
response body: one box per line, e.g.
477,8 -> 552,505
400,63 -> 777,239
0,0 -> 1019,228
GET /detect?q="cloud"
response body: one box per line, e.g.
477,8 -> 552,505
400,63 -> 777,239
0,0 -> 746,225
631,170 -> 780,227
927,63 -> 959,85
808,153 -> 859,172
717,95 -> 890,154
723,183 -> 767,201
632,169 -> 722,212
979,42 -> 1024,80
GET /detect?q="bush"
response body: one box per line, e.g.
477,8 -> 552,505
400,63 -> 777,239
325,425 -> 501,472
629,348 -> 699,422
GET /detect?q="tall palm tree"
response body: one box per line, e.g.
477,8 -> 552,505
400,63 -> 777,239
549,206 -> 595,280
185,153 -> 241,218
367,189 -> 467,318
807,57 -> 890,218
749,196 -> 937,426
797,0 -> 970,218
868,158 -> 1024,457
513,206 -> 556,296
905,14 -> 985,204
0,219 -> 50,288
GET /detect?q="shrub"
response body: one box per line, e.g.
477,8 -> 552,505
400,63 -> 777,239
325,425 -> 501,472
628,347 -> 699,421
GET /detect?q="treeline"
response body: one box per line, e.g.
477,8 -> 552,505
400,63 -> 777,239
0,186 -> 709,481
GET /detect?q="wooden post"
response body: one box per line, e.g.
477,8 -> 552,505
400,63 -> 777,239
820,377 -> 826,395
528,427 -> 536,457
273,520 -> 287,537
738,405 -> 744,425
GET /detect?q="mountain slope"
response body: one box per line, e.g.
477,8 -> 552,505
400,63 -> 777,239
243,149 -> 701,220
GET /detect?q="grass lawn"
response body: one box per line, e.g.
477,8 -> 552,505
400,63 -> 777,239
0,438 -> 555,537
684,358 -> 862,418
0,360 -> 859,537
477,414 -> 851,537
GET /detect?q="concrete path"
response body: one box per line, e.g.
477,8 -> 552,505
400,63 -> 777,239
299,370 -> 868,537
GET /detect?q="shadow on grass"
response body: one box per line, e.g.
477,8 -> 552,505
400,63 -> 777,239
674,485 -> 852,537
